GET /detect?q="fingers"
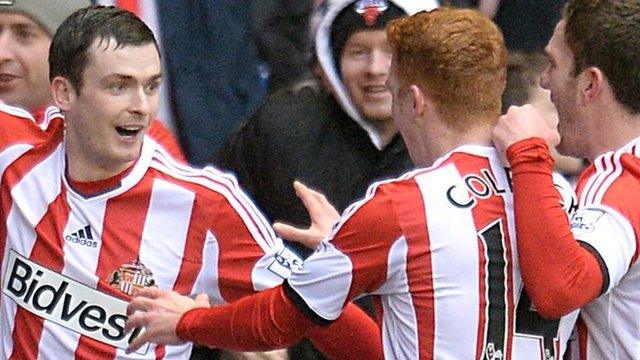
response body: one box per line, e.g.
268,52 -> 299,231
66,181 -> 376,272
127,296 -> 160,316
132,286 -> 163,298
272,222 -> 317,248
293,181 -> 322,218
124,311 -> 146,333
126,328 -> 152,354
293,181 -> 339,222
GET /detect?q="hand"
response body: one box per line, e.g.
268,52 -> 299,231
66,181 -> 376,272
125,288 -> 210,353
493,104 -> 561,162
272,181 -> 340,250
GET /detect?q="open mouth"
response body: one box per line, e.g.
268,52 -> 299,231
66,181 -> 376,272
116,125 -> 143,138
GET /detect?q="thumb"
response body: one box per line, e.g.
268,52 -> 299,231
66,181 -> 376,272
194,293 -> 210,307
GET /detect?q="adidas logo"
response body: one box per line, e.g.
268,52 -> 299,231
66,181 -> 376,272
65,225 -> 98,248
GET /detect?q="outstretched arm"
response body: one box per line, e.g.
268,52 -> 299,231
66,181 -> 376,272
126,286 -> 382,359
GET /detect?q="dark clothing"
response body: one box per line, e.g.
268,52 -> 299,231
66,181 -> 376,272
214,85 -> 413,250
251,0 -> 314,93
214,83 -> 413,360
157,0 -> 265,166
494,0 -> 566,52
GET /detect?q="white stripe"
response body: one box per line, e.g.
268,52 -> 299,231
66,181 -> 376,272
1,145 -> 64,358
139,179 -> 194,291
0,103 -> 35,122
593,152 -> 623,205
581,154 -> 612,206
0,144 -> 33,178
191,230 -> 224,304
37,195 -> 109,358
579,159 -> 603,207
40,107 -> 64,130
149,158 -> 278,254
152,147 -> 277,248
417,164 -> 480,358
377,236 -> 419,359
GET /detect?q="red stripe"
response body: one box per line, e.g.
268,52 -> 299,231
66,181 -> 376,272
452,153 -> 516,359
0,118 -> 63,277
9,189 -> 70,359
151,158 -> 276,249
170,185 -> 208,295
116,0 -> 140,15
585,156 -> 612,205
393,180 -> 435,357
476,234 -> 488,359
73,175 -> 153,358
0,121 -> 64,359
577,316 -> 588,360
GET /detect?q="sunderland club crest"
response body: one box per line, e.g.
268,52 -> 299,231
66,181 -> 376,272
107,259 -> 156,296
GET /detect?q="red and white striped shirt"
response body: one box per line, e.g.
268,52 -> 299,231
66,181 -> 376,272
0,104 -> 291,359
569,136 -> 640,359
286,145 -> 578,359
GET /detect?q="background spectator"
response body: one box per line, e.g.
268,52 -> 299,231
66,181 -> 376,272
478,0 -> 567,52
502,51 -> 585,179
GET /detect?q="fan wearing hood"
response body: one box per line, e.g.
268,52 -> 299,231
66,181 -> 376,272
214,0 -> 437,246
213,3 -> 437,355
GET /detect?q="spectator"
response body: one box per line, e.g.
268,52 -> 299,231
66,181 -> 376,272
478,0 -> 566,52
252,0 -> 315,93
503,51 -> 585,179
157,0 -> 265,165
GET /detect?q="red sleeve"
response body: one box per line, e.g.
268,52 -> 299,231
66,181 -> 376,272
176,286 -> 382,359
507,138 -> 603,318
148,119 -> 187,163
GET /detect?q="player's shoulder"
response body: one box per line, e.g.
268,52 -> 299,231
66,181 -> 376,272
147,142 -> 249,201
0,104 -> 63,153
578,150 -> 640,208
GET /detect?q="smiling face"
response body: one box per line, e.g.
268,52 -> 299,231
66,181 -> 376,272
340,29 -> 394,126
60,38 -> 161,180
540,20 -> 584,157
0,12 -> 52,112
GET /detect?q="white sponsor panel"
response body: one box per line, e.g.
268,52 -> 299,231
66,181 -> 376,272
2,250 -> 148,354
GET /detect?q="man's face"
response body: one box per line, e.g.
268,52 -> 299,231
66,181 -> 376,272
340,29 -> 393,125
64,38 -> 161,176
540,20 -> 583,157
0,12 -> 51,112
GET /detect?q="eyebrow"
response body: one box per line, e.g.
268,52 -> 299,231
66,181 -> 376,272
102,73 -> 163,83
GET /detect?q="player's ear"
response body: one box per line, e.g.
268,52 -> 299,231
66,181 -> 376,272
51,76 -> 77,112
579,66 -> 604,106
410,84 -> 426,118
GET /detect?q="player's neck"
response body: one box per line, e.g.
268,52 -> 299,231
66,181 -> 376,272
65,143 -> 136,182
412,118 -> 493,167
585,104 -> 640,161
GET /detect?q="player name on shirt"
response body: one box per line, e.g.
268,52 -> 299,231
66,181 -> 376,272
446,168 -> 510,208
3,251 -> 149,355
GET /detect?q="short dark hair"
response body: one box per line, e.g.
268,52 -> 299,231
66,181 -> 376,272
564,0 -> 640,113
502,52 -> 548,113
49,5 -> 159,91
